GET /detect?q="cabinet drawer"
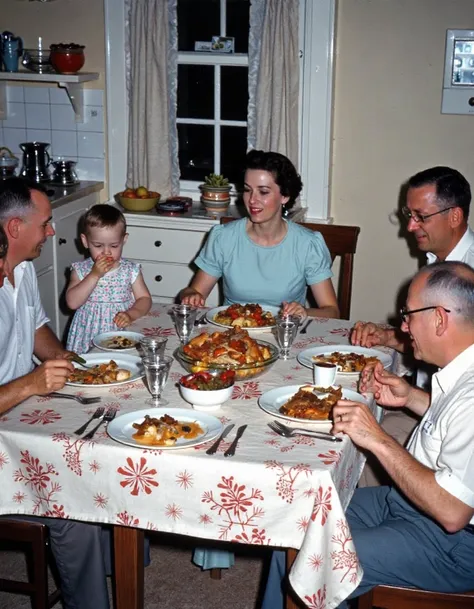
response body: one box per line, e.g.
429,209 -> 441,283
140,261 -> 195,299
124,227 -> 208,264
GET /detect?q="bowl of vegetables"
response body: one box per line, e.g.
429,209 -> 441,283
178,370 -> 235,412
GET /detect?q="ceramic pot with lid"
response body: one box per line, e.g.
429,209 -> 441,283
50,43 -> 85,75
0,147 -> 19,179
19,142 -> 52,183
50,160 -> 79,186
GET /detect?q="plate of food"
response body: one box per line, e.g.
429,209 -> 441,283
259,384 -> 368,429
206,303 -> 280,332
92,331 -> 144,352
297,345 -> 393,377
107,407 -> 223,449
66,353 -> 144,387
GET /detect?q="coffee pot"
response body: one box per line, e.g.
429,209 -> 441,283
1,31 -> 23,73
19,142 -> 52,183
50,160 -> 79,186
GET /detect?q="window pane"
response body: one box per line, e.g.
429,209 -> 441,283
178,0 -> 220,51
178,124 -> 214,181
178,65 -> 214,119
221,126 -> 247,185
227,0 -> 250,53
221,66 -> 248,121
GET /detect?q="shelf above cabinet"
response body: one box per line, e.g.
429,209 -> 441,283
0,71 -> 99,122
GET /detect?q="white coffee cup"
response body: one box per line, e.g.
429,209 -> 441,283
313,362 -> 341,386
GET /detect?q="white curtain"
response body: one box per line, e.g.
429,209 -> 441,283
126,0 -> 179,196
252,0 -> 299,168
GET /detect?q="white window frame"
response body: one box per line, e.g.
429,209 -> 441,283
104,0 -> 335,220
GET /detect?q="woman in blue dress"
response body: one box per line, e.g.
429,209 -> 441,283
180,150 -> 339,572
181,150 -> 339,318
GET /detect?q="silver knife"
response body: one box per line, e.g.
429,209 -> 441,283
206,423 -> 235,455
224,424 -> 248,457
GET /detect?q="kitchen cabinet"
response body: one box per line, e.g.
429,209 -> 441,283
36,267 -> 57,332
122,212 -> 220,306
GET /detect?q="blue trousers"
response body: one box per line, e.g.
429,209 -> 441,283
262,486 -> 474,609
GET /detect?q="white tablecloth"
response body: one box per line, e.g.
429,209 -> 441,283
0,307 -> 396,608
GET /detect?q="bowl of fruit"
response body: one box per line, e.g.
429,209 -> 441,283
178,370 -> 235,412
116,186 -> 161,212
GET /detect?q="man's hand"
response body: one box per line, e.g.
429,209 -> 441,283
351,321 -> 391,348
29,360 -> 75,395
332,398 -> 387,451
360,362 -> 412,408
114,311 -> 132,328
91,254 -> 114,279
281,301 -> 308,319
181,289 -> 205,307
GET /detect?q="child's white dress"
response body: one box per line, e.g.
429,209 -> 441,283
66,258 -> 141,354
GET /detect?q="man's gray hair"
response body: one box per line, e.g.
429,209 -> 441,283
0,178 -> 47,224
421,261 -> 474,325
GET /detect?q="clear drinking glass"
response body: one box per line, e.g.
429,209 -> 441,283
275,315 -> 300,360
170,304 -> 199,344
142,355 -> 173,406
139,336 -> 168,359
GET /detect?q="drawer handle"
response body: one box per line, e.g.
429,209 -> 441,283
154,240 -> 162,247
155,275 -> 163,282
58,238 -> 67,245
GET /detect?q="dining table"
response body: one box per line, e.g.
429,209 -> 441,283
0,305 -> 398,609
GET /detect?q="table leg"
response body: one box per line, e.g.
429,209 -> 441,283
113,525 -> 144,609
285,548 -> 305,609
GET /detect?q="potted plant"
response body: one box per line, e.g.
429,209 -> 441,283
199,173 -> 232,211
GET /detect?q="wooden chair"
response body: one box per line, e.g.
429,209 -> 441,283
220,217 -> 360,320
357,584 -> 474,609
0,519 -> 61,609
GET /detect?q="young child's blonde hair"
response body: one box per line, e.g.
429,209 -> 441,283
82,204 -> 127,236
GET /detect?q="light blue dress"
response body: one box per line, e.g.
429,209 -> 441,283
195,218 -> 333,307
193,219 -> 333,571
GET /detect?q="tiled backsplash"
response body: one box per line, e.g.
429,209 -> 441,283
0,84 -> 105,182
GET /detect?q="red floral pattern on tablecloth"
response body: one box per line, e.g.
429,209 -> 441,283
0,305 -> 385,609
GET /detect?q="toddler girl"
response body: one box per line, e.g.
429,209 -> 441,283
66,204 -> 152,354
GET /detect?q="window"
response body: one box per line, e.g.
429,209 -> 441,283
177,0 -> 250,186
104,0 -> 335,219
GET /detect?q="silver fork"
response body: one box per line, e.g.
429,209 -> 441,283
299,319 -> 313,334
48,392 -> 102,405
74,407 -> 105,435
269,420 -> 342,443
83,408 -> 117,440
194,313 -> 208,327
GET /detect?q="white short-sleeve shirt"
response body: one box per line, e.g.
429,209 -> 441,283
407,343 -> 474,515
0,261 -> 49,384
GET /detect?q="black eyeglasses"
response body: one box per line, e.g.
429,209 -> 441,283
400,305 -> 451,323
401,206 -> 457,224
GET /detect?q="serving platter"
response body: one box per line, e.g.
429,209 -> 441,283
66,353 -> 144,387
107,407 -> 223,450
205,304 -> 280,332
259,384 -> 368,430
92,331 -> 144,352
296,345 -> 393,377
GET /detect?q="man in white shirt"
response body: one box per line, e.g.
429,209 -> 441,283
0,178 -> 111,609
351,166 -> 474,486
262,261 -> 474,607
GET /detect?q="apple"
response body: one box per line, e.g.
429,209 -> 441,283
122,191 -> 136,199
123,188 -> 134,196
135,186 -> 149,197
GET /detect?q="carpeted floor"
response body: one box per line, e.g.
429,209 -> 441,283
0,534 -> 269,609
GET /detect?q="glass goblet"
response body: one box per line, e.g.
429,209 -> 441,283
275,315 -> 300,360
142,355 -> 173,407
139,336 -> 168,359
170,304 -> 199,344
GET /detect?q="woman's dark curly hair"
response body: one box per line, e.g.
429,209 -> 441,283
244,150 -> 303,210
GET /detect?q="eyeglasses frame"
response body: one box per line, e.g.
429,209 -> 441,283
400,305 -> 451,323
401,205 -> 458,224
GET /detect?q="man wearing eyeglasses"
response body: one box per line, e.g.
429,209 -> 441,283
262,261 -> 474,608
351,166 -> 473,486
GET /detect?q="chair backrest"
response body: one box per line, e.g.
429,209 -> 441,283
219,217 -> 360,320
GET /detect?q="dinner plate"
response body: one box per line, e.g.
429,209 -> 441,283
92,331 -> 144,353
259,384 -> 368,429
206,304 -> 280,332
107,407 -> 223,450
296,345 -> 393,377
66,353 -> 144,387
